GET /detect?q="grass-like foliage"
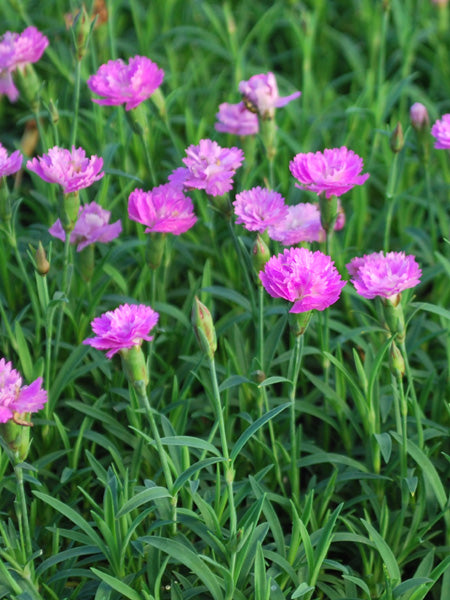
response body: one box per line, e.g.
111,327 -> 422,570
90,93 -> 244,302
0,0 -> 449,599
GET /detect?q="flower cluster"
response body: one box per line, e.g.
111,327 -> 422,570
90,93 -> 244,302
233,186 -> 288,233
238,72 -> 301,120
0,358 -> 47,423
0,143 -> 22,178
431,114 -> 450,149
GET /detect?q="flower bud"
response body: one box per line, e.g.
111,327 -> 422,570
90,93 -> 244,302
60,191 -> 80,233
384,299 -> 405,343
35,241 -> 50,276
192,297 -> 217,359
0,416 -> 32,462
390,122 -> 404,154
410,103 -> 429,131
389,341 -> 405,377
48,99 -> 60,124
252,234 -> 271,277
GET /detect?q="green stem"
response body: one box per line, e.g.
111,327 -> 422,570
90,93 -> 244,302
14,462 -> 34,578
288,333 -> 304,510
52,233 -> 72,379
70,59 -> 82,148
383,151 -> 400,252
400,340 -> 424,449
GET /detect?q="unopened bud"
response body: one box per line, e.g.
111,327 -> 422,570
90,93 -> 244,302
192,297 -> 217,359
390,122 -> 404,154
69,4 -> 92,60
36,241 -> 50,275
0,416 -> 32,461
384,299 -> 405,343
410,103 -> 429,131
389,341 -> 405,377
48,99 -> 59,124
252,234 -> 271,277
60,191 -> 80,233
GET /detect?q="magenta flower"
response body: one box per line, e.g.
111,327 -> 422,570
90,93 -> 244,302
238,72 -> 301,119
347,251 -> 422,303
215,102 -> 259,136
260,247 -> 346,313
0,143 -> 22,178
0,358 -> 47,423
174,139 -> 244,197
83,304 -> 159,359
233,186 -> 288,233
268,203 -> 325,245
431,114 -> 450,149
128,184 -> 197,234
26,146 -> 104,193
87,56 -> 164,111
49,201 -> 122,251
289,147 -> 369,199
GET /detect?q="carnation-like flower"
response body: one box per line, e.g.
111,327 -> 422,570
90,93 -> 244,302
431,114 -> 450,149
233,186 -> 288,233
0,143 -> 23,178
260,247 -> 346,313
289,147 -> 369,199
27,146 -> 104,193
268,203 -> 325,244
238,72 -> 301,119
346,251 -> 422,303
87,56 -> 164,111
83,304 -> 159,359
215,101 -> 259,136
49,201 -> 122,251
0,358 -> 47,423
174,139 -> 244,197
128,184 -> 197,234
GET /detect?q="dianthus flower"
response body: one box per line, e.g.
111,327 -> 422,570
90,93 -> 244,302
0,358 -> 47,423
215,101 -> 259,136
87,56 -> 164,111
173,139 -> 244,197
27,146 -> 104,193
0,143 -> 23,177
128,184 -> 197,234
431,114 -> 450,149
268,203 -> 325,244
346,251 -> 422,303
289,147 -> 369,199
260,247 -> 346,313
233,186 -> 288,233
83,304 -> 159,359
238,72 -> 301,119
49,201 -> 122,251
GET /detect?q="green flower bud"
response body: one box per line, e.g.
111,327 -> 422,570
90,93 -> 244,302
0,415 -> 32,462
390,122 -> 404,154
192,297 -> 217,359
36,241 -> 50,276
252,234 -> 271,278
60,191 -> 80,233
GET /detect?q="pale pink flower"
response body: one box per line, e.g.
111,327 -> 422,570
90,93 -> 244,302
0,358 -> 47,423
431,114 -> 450,149
268,203 -> 325,244
233,186 -> 288,233
87,56 -> 164,111
260,247 -> 346,313
49,201 -> 122,251
410,103 -> 429,131
289,147 -> 369,198
347,251 -> 422,303
238,72 -> 301,119
0,143 -> 23,177
128,184 -> 197,234
215,101 -> 259,136
83,304 -> 159,358
26,146 -> 104,193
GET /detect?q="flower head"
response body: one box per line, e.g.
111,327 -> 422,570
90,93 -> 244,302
347,251 -> 422,303
289,147 -> 369,199
128,184 -> 197,234
0,143 -> 22,178
238,72 -> 301,119
268,203 -> 325,245
260,247 -> 346,313
87,56 -> 164,111
215,101 -> 259,136
431,114 -> 450,149
83,304 -> 159,359
0,358 -> 47,423
233,186 -> 288,233
26,146 -> 104,193
49,201 -> 122,251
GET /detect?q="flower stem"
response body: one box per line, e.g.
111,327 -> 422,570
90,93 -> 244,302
70,58 -> 82,148
288,333 -> 304,510
52,232 -> 72,380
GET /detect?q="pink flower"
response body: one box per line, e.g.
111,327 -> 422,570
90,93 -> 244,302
83,304 -> 159,359
238,72 -> 301,119
233,186 -> 288,233
87,56 -> 164,111
49,201 -> 122,251
260,247 -> 346,313
289,147 -> 370,199
268,203 -> 325,244
215,102 -> 259,136
26,146 -> 104,193
431,114 -> 450,149
0,358 -> 47,423
347,251 -> 422,303
175,139 -> 244,197
410,103 -> 429,131
0,143 -> 23,177
128,184 -> 197,234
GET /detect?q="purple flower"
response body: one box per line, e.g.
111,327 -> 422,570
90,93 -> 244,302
83,304 -> 159,359
431,114 -> 450,149
0,358 -> 47,423
0,143 -> 23,178
26,146 -> 104,193
347,251 -> 422,303
49,201 -> 122,251
238,72 -> 301,119
289,147 -> 370,199
87,56 -> 164,111
268,203 -> 325,245
128,184 -> 197,234
260,247 -> 346,313
215,101 -> 259,136
175,139 -> 244,197
233,186 -> 288,233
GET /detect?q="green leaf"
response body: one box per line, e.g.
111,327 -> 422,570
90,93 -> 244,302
411,302 -> 450,321
14,321 -> 33,382
91,569 -> 143,600
153,301 -> 190,328
258,376 -> 291,388
172,457 -> 225,494
393,578 -> 433,598
219,375 -> 254,392
115,486 -> 171,518
158,435 -> 221,457
292,582 -> 315,598
374,433 -> 392,463
310,504 -> 342,586
203,285 -> 251,311
361,519 -> 401,584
